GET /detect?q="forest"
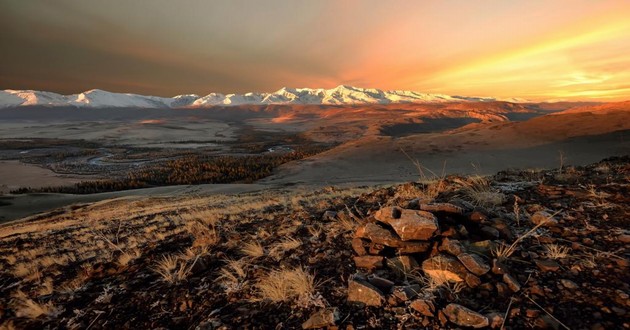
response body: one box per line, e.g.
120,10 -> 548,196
11,146 -> 327,194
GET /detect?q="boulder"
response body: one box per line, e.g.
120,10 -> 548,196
443,303 -> 489,328
374,207 -> 439,241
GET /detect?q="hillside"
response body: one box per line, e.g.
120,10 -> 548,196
0,157 -> 628,329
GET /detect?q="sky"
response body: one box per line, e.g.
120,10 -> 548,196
1,0 -> 629,101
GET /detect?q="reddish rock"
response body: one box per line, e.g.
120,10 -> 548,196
410,299 -> 435,317
503,273 -> 521,292
397,241 -> 432,254
387,255 -> 420,276
465,273 -> 482,288
302,308 -> 339,329
347,279 -> 385,307
353,256 -> 384,270
469,210 -> 488,223
526,309 -> 540,318
535,259 -> 561,272
531,211 -> 559,227
439,238 -> 466,256
392,284 -> 421,302
374,207 -> 439,241
443,303 -> 489,328
486,312 -> 504,329
457,253 -> 490,276
422,254 -> 470,283
419,203 -> 465,215
560,279 -> 578,289
351,238 -> 368,256
496,282 -> 509,296
618,234 -> 630,244
355,223 -> 431,251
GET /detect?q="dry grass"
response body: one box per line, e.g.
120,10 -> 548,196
153,255 -> 197,284
400,148 -> 447,201
493,211 -> 559,260
185,220 -> 219,248
219,258 -> 249,294
254,266 -> 319,305
11,290 -> 60,319
269,238 -> 302,259
544,244 -> 571,259
454,175 -> 505,207
241,241 -> 266,258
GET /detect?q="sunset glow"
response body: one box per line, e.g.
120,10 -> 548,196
1,0 -> 629,101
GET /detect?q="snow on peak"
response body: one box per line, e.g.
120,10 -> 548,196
0,86 -> 522,109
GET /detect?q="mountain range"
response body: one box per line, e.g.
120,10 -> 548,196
0,85 -> 527,108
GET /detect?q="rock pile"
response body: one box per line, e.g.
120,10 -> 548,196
347,203 -> 522,328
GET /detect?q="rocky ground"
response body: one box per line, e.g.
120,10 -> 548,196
0,156 -> 628,329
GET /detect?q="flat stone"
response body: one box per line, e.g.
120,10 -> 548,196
353,256 -> 384,270
439,238 -> 466,256
387,255 -> 420,277
410,299 -> 435,317
467,240 -> 496,257
392,284 -> 421,302
302,307 -> 339,329
397,241 -> 432,254
525,309 -> 540,318
368,242 -> 385,255
617,234 -> 630,244
535,259 -> 561,272
419,203 -> 465,215
468,210 -> 488,223
422,254 -> 470,283
347,279 -> 385,306
457,253 -> 490,276
503,273 -> 521,292
480,226 -> 501,239
351,238 -> 368,256
355,223 -> 431,251
367,275 -> 394,292
560,279 -> 578,289
531,211 -> 559,227
443,303 -> 489,328
465,273 -> 481,288
374,207 -> 439,241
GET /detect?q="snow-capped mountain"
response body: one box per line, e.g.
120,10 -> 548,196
0,85 -> 519,109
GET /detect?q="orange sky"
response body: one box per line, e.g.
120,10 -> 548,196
1,0 -> 629,101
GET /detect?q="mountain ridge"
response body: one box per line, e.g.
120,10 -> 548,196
0,86 -> 528,109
